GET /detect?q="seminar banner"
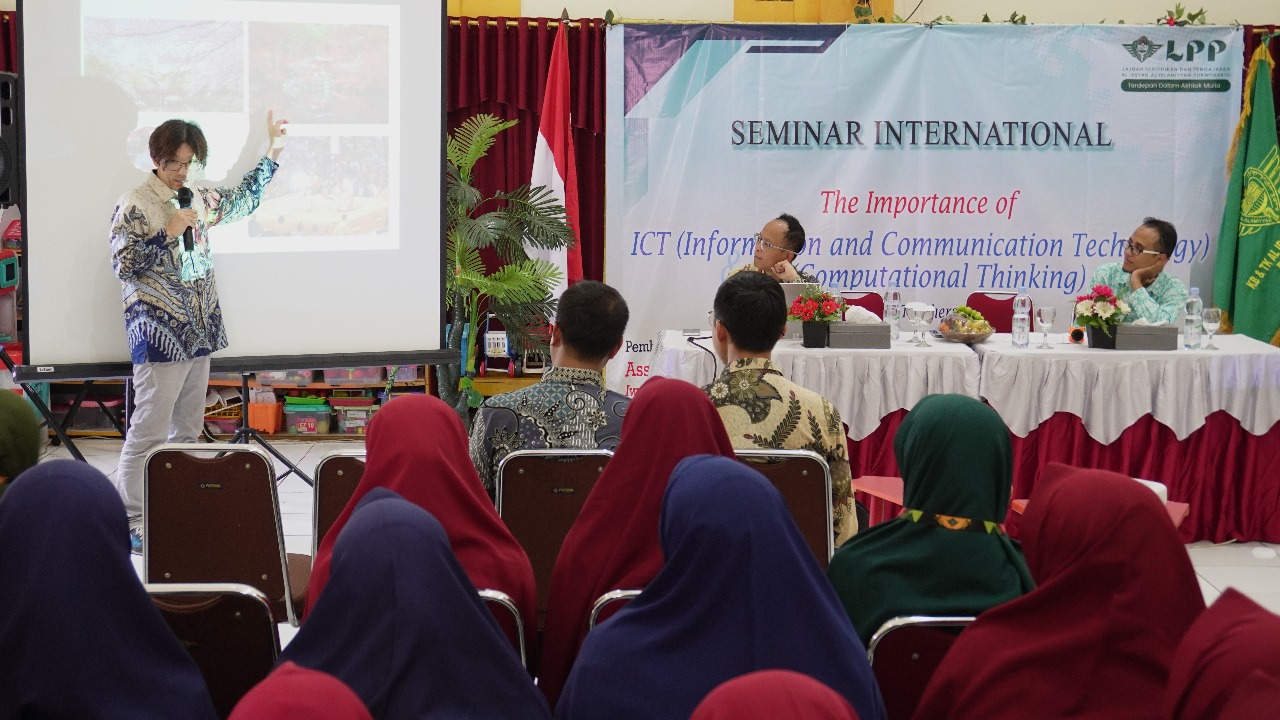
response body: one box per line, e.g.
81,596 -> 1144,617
604,24 -> 1242,395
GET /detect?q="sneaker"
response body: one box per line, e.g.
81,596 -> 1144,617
129,528 -> 143,555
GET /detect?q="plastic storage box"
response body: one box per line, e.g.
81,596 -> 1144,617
385,365 -> 421,382
257,370 -> 316,386
333,400 -> 378,435
322,367 -> 385,385
247,402 -> 283,434
284,403 -> 332,434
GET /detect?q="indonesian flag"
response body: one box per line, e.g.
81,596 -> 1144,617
529,21 -> 583,297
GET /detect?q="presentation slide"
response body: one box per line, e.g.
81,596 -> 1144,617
20,0 -> 442,368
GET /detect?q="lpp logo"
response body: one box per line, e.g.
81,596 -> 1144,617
1122,36 -> 1227,63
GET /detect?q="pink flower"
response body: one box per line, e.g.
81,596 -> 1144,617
1092,285 -> 1115,298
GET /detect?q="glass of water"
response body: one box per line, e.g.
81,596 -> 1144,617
909,307 -> 932,346
1202,307 -> 1222,350
1036,306 -> 1057,349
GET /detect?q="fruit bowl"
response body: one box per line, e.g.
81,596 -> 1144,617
937,310 -> 994,344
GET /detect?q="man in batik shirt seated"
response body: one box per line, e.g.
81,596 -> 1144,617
470,281 -> 631,494
702,272 -> 858,545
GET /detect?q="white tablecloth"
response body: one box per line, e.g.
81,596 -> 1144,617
974,333 -> 1280,443
652,330 -> 980,440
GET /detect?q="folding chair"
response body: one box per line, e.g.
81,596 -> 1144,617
965,292 -> 1029,334
144,443 -> 310,626
146,582 -> 280,720
736,449 -> 834,568
312,449 -> 366,557
866,615 -> 975,720
479,588 -> 528,668
588,588 -> 642,630
496,449 -> 611,629
841,291 -> 885,319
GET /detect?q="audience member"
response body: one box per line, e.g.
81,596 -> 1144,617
555,456 -> 885,720
538,377 -> 736,706
1163,588 -> 1280,720
1087,217 -> 1188,325
827,394 -> 1033,644
281,488 -> 551,719
470,280 -> 630,493
230,662 -> 372,720
0,390 -> 41,500
913,463 -> 1204,720
307,394 -> 536,652
691,670 -> 862,720
730,213 -> 817,283
704,271 -> 858,545
0,460 -> 216,719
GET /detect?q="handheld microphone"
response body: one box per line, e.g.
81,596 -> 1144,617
175,187 -> 195,252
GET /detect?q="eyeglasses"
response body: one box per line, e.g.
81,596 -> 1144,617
161,159 -> 198,172
707,310 -> 717,329
1123,241 -> 1162,256
754,233 -> 795,256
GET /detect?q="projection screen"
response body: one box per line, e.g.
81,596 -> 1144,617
18,0 -> 445,375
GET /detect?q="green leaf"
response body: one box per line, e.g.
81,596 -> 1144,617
446,114 -> 518,181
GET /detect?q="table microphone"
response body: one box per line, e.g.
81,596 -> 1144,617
176,187 -> 195,252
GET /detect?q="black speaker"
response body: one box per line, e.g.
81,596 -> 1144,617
0,72 -> 16,207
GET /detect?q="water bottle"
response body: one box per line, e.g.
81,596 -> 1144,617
883,281 -> 903,341
1011,287 -> 1032,348
1184,287 -> 1203,350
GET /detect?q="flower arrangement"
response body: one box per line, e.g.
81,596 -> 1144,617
788,288 -> 845,323
1075,285 -> 1130,336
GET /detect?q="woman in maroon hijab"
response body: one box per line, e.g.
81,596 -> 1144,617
691,670 -> 861,720
913,463 -> 1205,720
538,376 -> 735,705
230,663 -> 371,720
306,394 -> 536,650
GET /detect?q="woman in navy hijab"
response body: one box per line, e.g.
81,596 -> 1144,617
0,460 -> 217,719
555,455 -> 886,720
279,488 -> 551,719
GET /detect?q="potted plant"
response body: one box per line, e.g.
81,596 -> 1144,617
787,287 -> 844,348
438,114 -> 576,426
1074,285 -> 1130,349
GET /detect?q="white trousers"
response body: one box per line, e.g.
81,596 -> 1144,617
115,357 -> 211,523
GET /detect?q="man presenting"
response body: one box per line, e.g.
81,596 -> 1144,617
110,111 -> 287,552
730,213 -> 818,283
1087,217 -> 1188,325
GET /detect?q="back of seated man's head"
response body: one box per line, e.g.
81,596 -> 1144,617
714,272 -> 787,354
555,280 -> 630,362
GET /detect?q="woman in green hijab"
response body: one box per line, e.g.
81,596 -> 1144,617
0,390 -> 42,499
827,393 -> 1033,645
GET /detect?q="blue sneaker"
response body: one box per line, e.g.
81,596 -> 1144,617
129,528 -> 143,555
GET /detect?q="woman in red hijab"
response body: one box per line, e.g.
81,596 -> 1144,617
691,670 -> 861,720
230,663 -> 371,720
912,463 -> 1204,720
1163,588 -> 1280,720
305,394 -> 536,650
537,376 -> 735,705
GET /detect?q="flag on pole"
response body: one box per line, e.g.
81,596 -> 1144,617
1215,42 -> 1280,346
529,21 -> 583,298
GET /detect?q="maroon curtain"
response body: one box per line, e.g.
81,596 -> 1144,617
1,12 -> 16,74
447,17 -> 607,281
1242,25 -> 1280,144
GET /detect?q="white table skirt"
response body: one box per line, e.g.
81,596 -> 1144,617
652,330 -> 980,440
974,333 -> 1280,443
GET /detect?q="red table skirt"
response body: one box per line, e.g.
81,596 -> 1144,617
851,409 -> 1280,543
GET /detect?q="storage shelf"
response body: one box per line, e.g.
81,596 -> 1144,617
208,380 -> 424,390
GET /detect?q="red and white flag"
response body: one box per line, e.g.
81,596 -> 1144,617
529,21 -> 583,297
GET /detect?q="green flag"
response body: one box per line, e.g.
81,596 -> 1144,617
1215,43 -> 1280,346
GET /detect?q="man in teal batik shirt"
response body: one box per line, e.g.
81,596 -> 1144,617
1087,217 -> 1188,325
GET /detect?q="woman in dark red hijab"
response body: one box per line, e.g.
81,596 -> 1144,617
913,463 -> 1205,720
230,662 -> 371,720
1164,588 -> 1280,720
306,394 -> 536,649
691,670 -> 861,720
538,376 -> 735,705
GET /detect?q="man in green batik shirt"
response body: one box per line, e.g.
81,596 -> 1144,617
1087,217 -> 1188,325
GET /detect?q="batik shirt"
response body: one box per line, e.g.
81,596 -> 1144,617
109,158 -> 278,364
1087,262 -> 1188,326
469,366 -> 630,492
704,358 -> 858,545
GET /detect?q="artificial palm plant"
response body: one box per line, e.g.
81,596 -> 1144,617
438,114 -> 574,425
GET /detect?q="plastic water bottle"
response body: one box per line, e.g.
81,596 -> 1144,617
1184,287 -> 1203,350
1011,287 -> 1032,348
883,281 -> 903,341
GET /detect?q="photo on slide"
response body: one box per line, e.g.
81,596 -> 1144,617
249,135 -> 390,238
248,22 -> 390,124
82,18 -> 244,113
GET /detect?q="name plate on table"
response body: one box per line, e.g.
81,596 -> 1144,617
1115,323 -> 1179,351
829,322 -> 891,349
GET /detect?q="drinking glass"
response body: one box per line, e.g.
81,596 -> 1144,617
1202,307 -> 1222,350
909,308 -> 932,346
1036,306 -> 1057,349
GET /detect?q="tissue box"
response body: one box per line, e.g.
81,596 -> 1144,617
1115,324 -> 1178,351
828,322 -> 891,349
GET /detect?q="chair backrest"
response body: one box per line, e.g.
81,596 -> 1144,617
866,615 -> 975,720
964,292 -> 1031,334
478,588 -> 528,669
496,449 -> 611,629
312,449 -> 367,557
735,449 -> 833,568
841,291 -> 885,319
144,443 -> 303,626
588,588 -> 642,630
146,582 -> 280,719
